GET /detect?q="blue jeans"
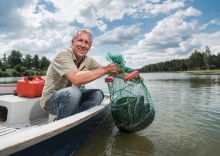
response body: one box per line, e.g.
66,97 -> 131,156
44,86 -> 104,120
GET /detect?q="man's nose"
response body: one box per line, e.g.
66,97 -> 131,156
81,41 -> 86,47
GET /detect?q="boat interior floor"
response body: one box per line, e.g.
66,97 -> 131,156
0,115 -> 49,137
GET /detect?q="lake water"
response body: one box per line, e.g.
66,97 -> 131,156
75,73 -> 220,156
1,73 -> 220,156
0,77 -> 23,84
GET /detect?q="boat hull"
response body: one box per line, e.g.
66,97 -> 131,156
0,86 -> 111,156
10,104 -> 110,156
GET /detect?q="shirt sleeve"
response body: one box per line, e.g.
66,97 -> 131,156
53,50 -> 77,76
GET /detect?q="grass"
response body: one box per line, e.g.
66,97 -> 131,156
183,69 -> 220,75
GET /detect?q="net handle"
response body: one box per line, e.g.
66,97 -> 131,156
124,70 -> 139,81
105,76 -> 114,82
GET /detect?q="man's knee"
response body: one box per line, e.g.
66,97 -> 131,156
95,89 -> 104,103
65,87 -> 82,99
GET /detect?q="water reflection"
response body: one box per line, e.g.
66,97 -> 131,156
74,114 -> 155,156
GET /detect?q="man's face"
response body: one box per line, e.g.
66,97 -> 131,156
71,31 -> 92,60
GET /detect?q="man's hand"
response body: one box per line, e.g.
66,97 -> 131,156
103,64 -> 119,74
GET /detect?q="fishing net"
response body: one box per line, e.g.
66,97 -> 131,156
105,53 -> 155,133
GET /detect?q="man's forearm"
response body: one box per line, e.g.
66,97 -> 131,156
66,64 -> 119,86
72,68 -> 107,86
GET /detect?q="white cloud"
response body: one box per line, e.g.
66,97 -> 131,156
94,25 -> 141,45
201,19 -> 220,30
44,0 -> 142,30
172,6 -> 201,18
193,31 -> 220,55
140,0 -> 185,17
0,0 -> 219,70
121,7 -> 205,68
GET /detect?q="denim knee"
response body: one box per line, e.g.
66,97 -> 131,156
95,89 -> 104,104
65,87 -> 81,100
61,87 -> 82,107
56,86 -> 82,119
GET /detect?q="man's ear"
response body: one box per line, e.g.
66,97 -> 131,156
71,39 -> 75,45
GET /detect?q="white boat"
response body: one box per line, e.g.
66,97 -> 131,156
0,84 -> 111,156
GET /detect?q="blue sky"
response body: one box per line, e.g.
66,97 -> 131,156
0,0 -> 220,69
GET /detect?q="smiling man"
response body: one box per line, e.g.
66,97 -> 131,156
40,29 -> 119,120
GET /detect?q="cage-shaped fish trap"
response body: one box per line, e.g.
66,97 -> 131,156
105,53 -> 155,133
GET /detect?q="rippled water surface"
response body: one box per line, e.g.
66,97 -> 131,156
75,73 -> 220,156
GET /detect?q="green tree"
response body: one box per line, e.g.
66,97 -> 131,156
40,56 -> 50,70
3,53 -> 7,67
209,54 -> 218,67
179,60 -> 188,71
188,50 -> 203,69
216,53 -> 220,68
1,53 -> 10,69
203,46 -> 211,66
23,54 -> 33,69
33,54 -> 40,69
0,59 -> 2,68
7,50 -> 23,68
14,64 -> 22,73
12,70 -> 22,77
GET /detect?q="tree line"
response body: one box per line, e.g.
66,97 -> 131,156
1,46 -> 219,76
0,50 -> 51,77
138,46 -> 220,72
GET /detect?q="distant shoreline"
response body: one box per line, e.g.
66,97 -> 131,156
139,69 -> 220,75
183,69 -> 220,75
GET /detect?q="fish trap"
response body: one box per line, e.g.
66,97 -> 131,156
105,53 -> 155,133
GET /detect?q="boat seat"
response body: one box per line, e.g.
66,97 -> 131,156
0,95 -> 48,124
48,114 -> 57,123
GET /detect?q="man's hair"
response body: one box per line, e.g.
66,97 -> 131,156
72,29 -> 93,44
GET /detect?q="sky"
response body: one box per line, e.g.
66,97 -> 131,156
0,0 -> 220,69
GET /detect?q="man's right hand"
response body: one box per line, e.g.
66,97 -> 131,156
102,64 -> 119,74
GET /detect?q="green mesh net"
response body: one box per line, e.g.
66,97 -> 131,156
105,53 -> 155,133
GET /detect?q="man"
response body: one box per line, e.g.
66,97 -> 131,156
40,29 -> 119,120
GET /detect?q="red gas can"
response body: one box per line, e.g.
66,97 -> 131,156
16,75 -> 45,98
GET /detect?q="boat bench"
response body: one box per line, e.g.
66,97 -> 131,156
0,95 -> 48,124
48,114 -> 57,123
